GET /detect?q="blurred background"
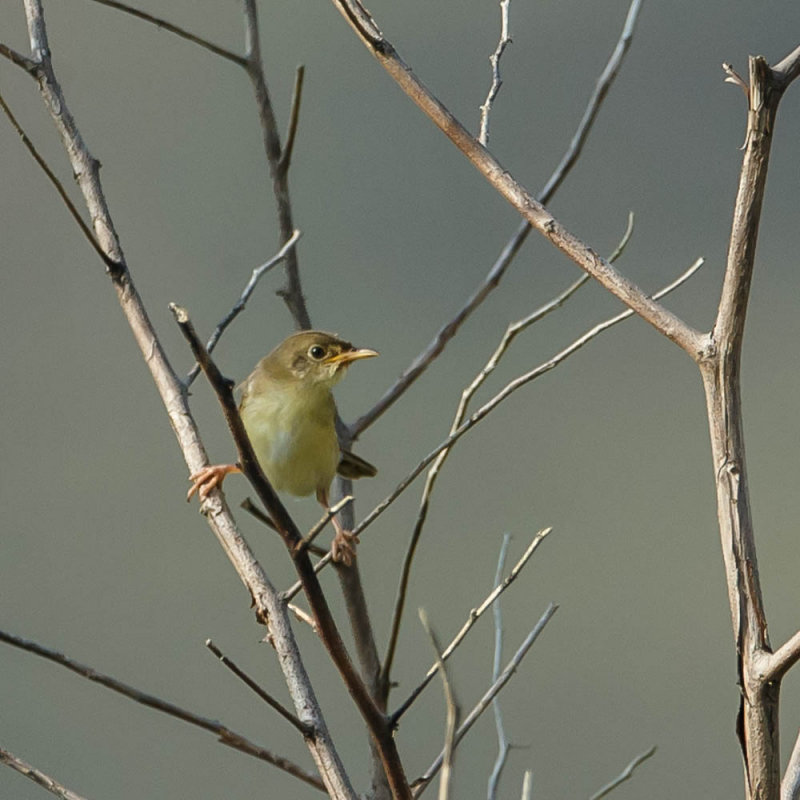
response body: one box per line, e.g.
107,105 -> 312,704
2,1 -> 799,798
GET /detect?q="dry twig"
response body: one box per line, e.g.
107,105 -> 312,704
411,603 -> 558,797
589,746 -> 657,800
0,628 -> 324,791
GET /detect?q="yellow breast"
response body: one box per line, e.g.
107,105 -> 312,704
240,382 -> 339,497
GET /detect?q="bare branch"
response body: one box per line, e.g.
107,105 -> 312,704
0,747 -> 90,800
538,0 -> 642,202
350,220 -> 528,436
411,603 -> 558,798
391,528 -> 551,725
764,629 -> 800,682
296,495 -> 354,554
723,62 -> 750,97
418,610 -> 460,800
242,0 -> 310,328
88,0 -> 247,66
184,229 -> 302,386
478,0 -> 512,146
331,0 -> 704,357
700,50 -> 800,794
781,729 -> 800,800
381,216 -> 629,683
0,42 -> 37,72
487,534 -> 511,800
352,0 -> 643,437
589,746 -> 657,800
772,44 -> 800,88
205,639 -> 313,737
0,90 -> 117,271
287,255 -> 704,599
520,771 -> 532,800
278,65 -> 306,175
0,628 -> 325,791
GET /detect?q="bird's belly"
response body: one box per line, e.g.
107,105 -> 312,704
242,400 -> 339,497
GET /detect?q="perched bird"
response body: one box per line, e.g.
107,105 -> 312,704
188,331 -> 378,565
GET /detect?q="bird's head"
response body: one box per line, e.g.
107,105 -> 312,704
262,331 -> 378,389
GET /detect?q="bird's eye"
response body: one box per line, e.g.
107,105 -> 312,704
309,345 -> 326,360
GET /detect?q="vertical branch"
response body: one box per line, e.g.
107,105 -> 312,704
242,0 -> 311,328
699,54 -> 794,800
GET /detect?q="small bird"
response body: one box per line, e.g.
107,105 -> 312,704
188,331 -> 378,565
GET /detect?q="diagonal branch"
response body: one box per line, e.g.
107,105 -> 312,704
0,628 -> 325,792
330,0 -> 704,358
1,747 -> 91,800
0,41 -> 38,72
589,746 -> 657,800
390,528 -> 551,725
410,603 -> 558,798
205,639 -> 313,737
184,229 -> 302,387
0,90 -> 116,271
380,215 -> 633,686
351,0 -> 643,438
88,0 -> 247,66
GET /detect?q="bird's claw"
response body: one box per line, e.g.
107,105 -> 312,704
187,464 -> 236,502
331,529 -> 359,566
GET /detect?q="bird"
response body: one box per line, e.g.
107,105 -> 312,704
187,331 -> 378,565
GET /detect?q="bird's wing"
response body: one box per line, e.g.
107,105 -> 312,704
337,449 -> 378,480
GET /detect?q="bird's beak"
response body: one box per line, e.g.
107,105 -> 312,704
326,347 -> 379,365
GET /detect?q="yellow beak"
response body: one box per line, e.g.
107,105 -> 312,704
326,347 -> 379,365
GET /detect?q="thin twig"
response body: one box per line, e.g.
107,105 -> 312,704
286,255 -> 704,600
589,746 -> 657,800
288,603 -> 320,633
205,639 -> 313,737
296,496 -> 354,554
411,603 -> 558,798
520,770 -> 533,800
538,0 -> 642,202
0,90 -> 117,271
765,629 -> 800,682
418,610 -> 460,800
278,65 -> 306,175
487,534 -> 511,800
781,729 -> 800,800
478,0 -> 512,146
0,628 -> 325,791
88,0 -> 247,66
0,747 -> 91,800
242,0 -> 311,328
351,0 -> 642,437
380,216 -> 632,681
391,528 -> 551,725
0,42 -> 37,72
185,229 -> 302,386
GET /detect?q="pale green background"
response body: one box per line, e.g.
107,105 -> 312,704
2,1 -> 800,798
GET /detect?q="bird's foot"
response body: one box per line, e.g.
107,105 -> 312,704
187,463 -> 240,501
331,528 -> 359,566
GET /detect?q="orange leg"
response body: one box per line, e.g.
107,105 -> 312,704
317,486 -> 358,566
187,463 -> 241,501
